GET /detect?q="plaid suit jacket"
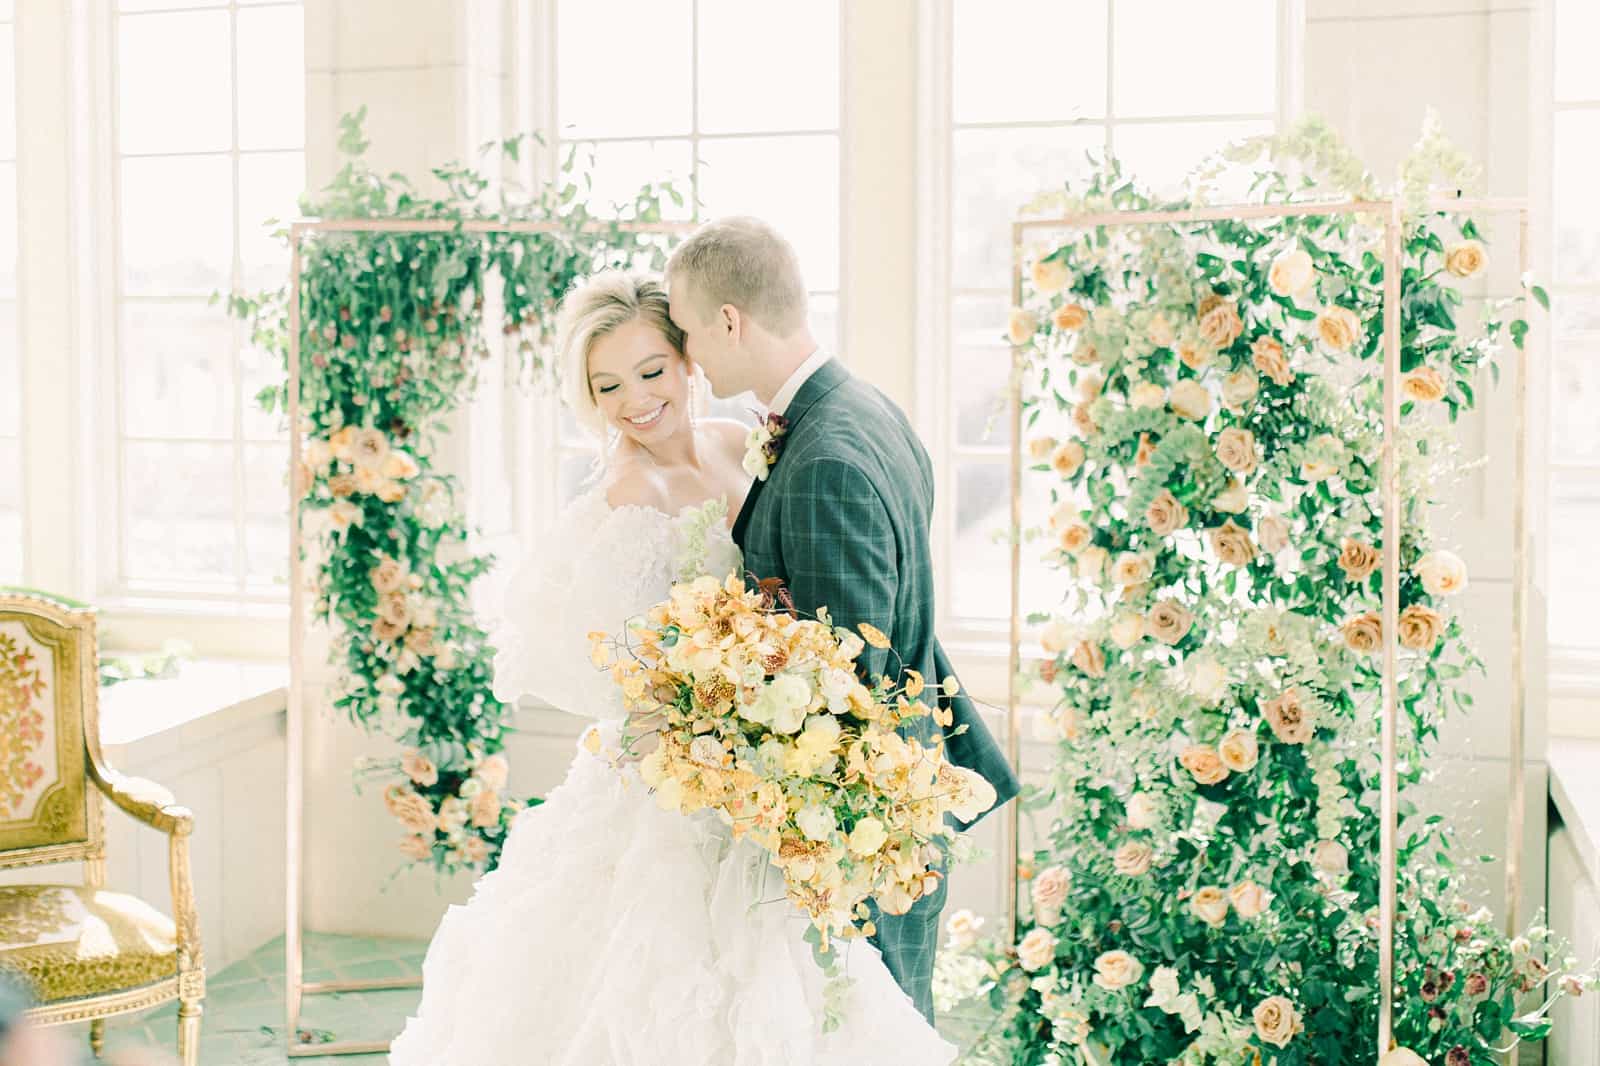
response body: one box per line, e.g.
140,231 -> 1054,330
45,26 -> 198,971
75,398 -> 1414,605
733,357 -> 1021,1021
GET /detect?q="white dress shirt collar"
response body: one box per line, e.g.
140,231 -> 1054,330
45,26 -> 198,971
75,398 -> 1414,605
768,348 -> 831,417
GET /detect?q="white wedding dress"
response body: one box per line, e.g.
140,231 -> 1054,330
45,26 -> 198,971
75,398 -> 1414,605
388,487 -> 957,1066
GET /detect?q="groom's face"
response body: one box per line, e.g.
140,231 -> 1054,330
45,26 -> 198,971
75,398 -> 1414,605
668,280 -> 743,399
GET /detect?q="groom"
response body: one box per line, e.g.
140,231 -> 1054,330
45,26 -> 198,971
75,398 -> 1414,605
665,217 -> 1020,1021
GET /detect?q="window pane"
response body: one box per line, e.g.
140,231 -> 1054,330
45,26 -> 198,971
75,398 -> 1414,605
1555,111 -> 1600,284
123,441 -> 237,583
0,301 -> 15,432
243,442 -> 287,588
952,126 -> 1102,291
696,135 -> 840,291
559,449 -> 601,504
1113,0 -> 1275,118
556,0 -> 692,138
240,340 -> 285,442
568,139 -> 694,220
697,0 -> 839,134
239,150 -> 303,290
809,292 -> 839,356
0,25 -> 14,161
1556,0 -> 1600,102
1552,468 -> 1600,650
120,0 -> 226,9
1111,119 -> 1271,198
952,294 -> 1011,447
237,6 -> 305,151
1553,334 -> 1600,465
0,436 -> 18,582
0,163 -> 15,297
121,302 -> 235,441
950,462 -> 1010,620
118,11 -> 233,155
121,155 -> 233,295
954,0 -> 1107,124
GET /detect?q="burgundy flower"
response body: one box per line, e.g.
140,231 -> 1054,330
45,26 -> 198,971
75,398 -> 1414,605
1465,973 -> 1488,996
1420,980 -> 1440,1003
1445,1046 -> 1470,1066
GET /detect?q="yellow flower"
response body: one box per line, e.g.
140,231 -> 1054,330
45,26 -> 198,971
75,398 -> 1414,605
857,622 -> 891,649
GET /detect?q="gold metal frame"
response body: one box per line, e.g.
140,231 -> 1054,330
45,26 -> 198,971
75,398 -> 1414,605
1006,197 -> 1530,1058
284,217 -> 691,1058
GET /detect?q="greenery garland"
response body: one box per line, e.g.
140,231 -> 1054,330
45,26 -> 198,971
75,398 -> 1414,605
936,119 -> 1592,1065
227,110 -> 684,875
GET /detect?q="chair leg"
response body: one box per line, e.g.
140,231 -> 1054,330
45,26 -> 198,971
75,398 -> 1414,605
177,998 -> 202,1066
89,1018 -> 105,1059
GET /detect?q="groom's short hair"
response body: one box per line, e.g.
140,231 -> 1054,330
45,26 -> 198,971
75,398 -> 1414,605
666,216 -> 808,336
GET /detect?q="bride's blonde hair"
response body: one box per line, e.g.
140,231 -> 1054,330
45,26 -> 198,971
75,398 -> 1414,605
555,270 -> 687,444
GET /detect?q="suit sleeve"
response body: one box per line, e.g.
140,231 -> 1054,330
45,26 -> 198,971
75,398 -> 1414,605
780,457 -> 899,683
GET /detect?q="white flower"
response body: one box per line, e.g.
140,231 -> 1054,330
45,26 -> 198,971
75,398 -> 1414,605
1314,840 -> 1349,876
742,425 -> 775,481
847,816 -> 888,856
1379,1050 -> 1428,1066
1109,611 -> 1145,649
1169,379 -> 1212,421
945,908 -> 984,950
1125,792 -> 1160,830
1130,381 -> 1167,409
1185,653 -> 1228,704
1092,950 -> 1143,991
1212,480 -> 1248,513
797,804 -> 838,842
1018,928 -> 1057,972
948,765 -> 999,823
1269,248 -> 1316,298
1415,549 -> 1468,596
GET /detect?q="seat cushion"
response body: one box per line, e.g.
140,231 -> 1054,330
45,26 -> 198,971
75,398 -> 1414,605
0,885 -> 178,1003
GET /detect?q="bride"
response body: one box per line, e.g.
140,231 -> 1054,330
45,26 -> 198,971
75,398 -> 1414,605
388,271 -> 958,1065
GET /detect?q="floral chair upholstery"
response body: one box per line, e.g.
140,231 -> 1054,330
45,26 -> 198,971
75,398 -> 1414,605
0,589 -> 203,1064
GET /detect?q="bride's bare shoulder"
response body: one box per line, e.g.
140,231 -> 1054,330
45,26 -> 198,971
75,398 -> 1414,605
702,418 -> 752,454
602,459 -> 671,513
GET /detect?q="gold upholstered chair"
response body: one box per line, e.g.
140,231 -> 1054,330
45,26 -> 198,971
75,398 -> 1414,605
0,589 -> 203,1064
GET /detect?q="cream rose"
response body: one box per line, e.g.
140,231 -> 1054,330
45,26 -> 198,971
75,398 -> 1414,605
1130,381 -> 1167,409
1169,379 -> 1212,421
1218,376 -> 1257,422
1092,950 -> 1144,991
1341,612 -> 1382,655
384,785 -> 436,836
1040,620 -> 1073,656
1212,479 -> 1248,514
1053,303 -> 1089,332
475,753 -> 510,791
1179,744 -> 1228,785
1031,258 -> 1069,294
1257,515 -> 1290,555
470,788 -> 502,829
1018,928 -> 1058,972
1077,373 -> 1104,402
1112,552 -> 1155,587
1031,866 -> 1071,925
1125,792 -> 1159,830
1197,295 -> 1244,348
1251,335 -> 1294,387
1398,603 -> 1446,651
1315,305 -> 1362,352
1110,611 -> 1146,649
1051,440 -> 1087,479
1269,248 -> 1316,298
1209,519 -> 1256,568
1190,885 -> 1229,927
1253,995 -> 1300,1049
381,449 -> 420,480
1338,537 -> 1381,582
1262,688 -> 1315,745
1402,366 -> 1447,403
401,750 -> 437,787
1147,601 -> 1194,645
945,908 -> 984,950
1071,341 -> 1101,366
1058,521 -> 1093,555
1146,311 -> 1176,347
352,428 -> 391,470
1071,640 -> 1106,678
1215,428 -> 1258,474
1072,401 -> 1098,438
1218,730 -> 1259,773
1112,840 -> 1153,877
1445,239 -> 1487,279
1007,308 -> 1039,346
370,555 -> 407,594
1415,550 -> 1468,596
1027,436 -> 1058,462
1145,490 -> 1189,536
1176,339 -> 1214,371
1230,880 -> 1271,919
1077,546 -> 1109,580
1314,840 -> 1350,876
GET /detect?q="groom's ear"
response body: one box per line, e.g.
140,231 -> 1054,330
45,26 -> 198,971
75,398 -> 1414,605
719,303 -> 740,340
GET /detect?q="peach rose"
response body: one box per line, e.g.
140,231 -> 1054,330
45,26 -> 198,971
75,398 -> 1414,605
1197,295 -> 1244,348
1077,546 -> 1109,580
1180,744 -> 1228,785
1339,537 -> 1381,582
381,450 -> 420,480
470,788 -> 502,829
372,617 -> 407,643
1146,601 -> 1194,645
1219,730 -> 1260,773
1316,305 -> 1362,352
1058,521 -> 1093,555
1169,379 -> 1212,421
1109,611 -> 1145,649
1209,519 -> 1256,568
1257,515 -> 1290,555
1077,373 -> 1104,402
1092,950 -> 1144,991
1445,239 -> 1487,279
1262,688 -> 1315,745
329,473 -> 358,498
384,785 -> 437,836
1007,308 -> 1039,346
1269,248 -> 1315,298
1048,501 -> 1077,530
401,750 -> 438,787
1176,339 -> 1214,370
371,555 -> 407,594
1017,927 -> 1057,972
379,591 -> 413,628
1027,436 -> 1058,461
398,834 -> 434,861
1145,490 -> 1189,536
1051,440 -> 1086,478
1398,604 -> 1445,651
1053,302 -> 1089,331
1031,258 -> 1069,294
1072,401 -> 1098,438
1191,885 -> 1229,927
1253,995 -> 1300,1049
1113,840 -> 1153,876
1125,792 -> 1159,830
330,425 -> 358,461
1230,880 -> 1271,919
1403,366 -> 1447,403
1130,382 -> 1167,409
476,753 -> 510,791
1031,866 -> 1071,925
354,465 -> 386,495
1071,341 -> 1101,366
1215,427 -> 1258,474
1112,553 -> 1155,587
1341,612 -> 1382,654
1221,367 -> 1260,410
1415,549 -> 1468,596
1134,432 -> 1157,467
1252,335 -> 1294,386
1071,640 -> 1106,678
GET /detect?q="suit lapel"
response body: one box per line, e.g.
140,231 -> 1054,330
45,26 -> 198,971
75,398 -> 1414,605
732,359 -> 851,550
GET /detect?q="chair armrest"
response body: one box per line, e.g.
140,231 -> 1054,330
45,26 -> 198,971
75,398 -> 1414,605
91,766 -> 194,837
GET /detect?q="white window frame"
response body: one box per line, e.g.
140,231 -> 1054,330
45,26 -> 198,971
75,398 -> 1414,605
916,0 -> 1302,675
0,4 -> 19,586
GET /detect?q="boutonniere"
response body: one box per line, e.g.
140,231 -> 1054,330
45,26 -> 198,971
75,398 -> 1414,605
742,412 -> 790,482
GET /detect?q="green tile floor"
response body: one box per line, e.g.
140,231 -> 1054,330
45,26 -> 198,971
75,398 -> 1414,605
76,933 -> 989,1064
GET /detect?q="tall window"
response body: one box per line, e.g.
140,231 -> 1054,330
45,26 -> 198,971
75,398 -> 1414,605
0,4 -> 18,584
1550,0 -> 1600,670
543,0 -> 842,504
108,0 -> 303,600
934,0 -> 1282,632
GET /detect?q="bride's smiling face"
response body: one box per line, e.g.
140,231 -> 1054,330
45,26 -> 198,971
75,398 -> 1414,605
586,318 -> 693,445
